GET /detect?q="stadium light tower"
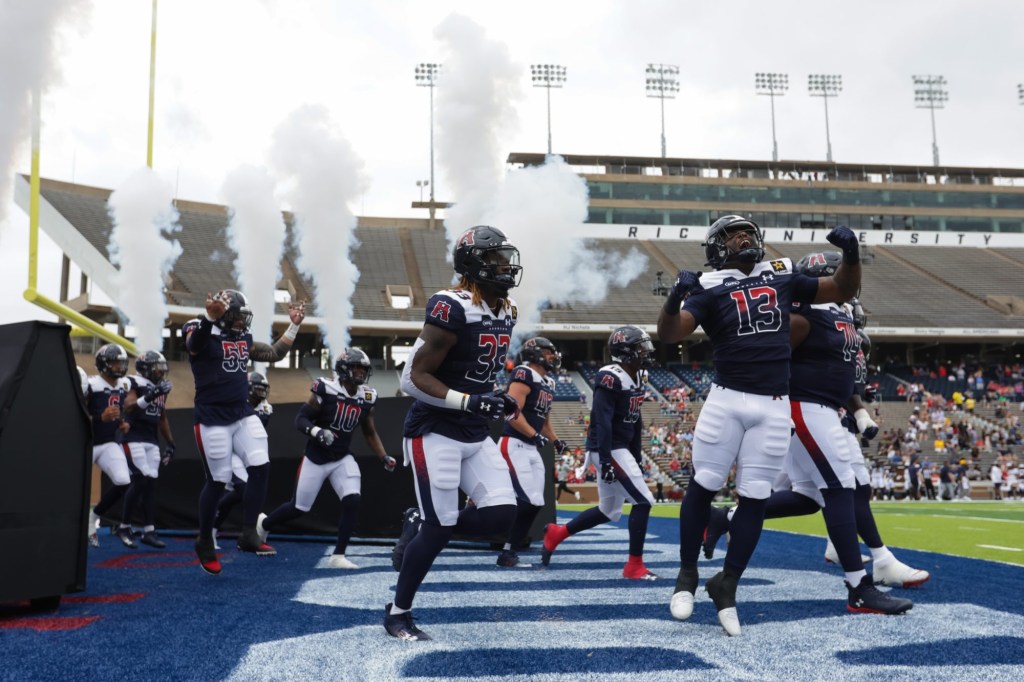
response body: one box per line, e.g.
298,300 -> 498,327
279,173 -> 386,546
808,74 -> 841,162
415,63 -> 441,224
755,72 -> 788,162
913,75 -> 948,167
531,64 -> 567,154
645,64 -> 680,158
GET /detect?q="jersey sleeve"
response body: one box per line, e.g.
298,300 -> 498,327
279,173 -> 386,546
594,368 -> 622,393
423,293 -> 467,331
362,387 -> 378,406
509,367 -> 532,388
792,273 -> 819,305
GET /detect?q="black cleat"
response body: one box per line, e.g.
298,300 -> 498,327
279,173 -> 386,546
847,574 -> 913,615
496,549 -> 530,568
237,527 -> 276,556
702,506 -> 730,560
384,603 -> 431,641
706,570 -> 742,636
139,531 -> 166,549
194,537 -> 221,575
391,507 -> 422,572
115,526 -> 138,549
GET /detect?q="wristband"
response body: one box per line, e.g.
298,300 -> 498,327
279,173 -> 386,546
137,397 -> 150,410
663,294 -> 683,316
843,249 -> 860,265
283,322 -> 300,341
203,312 -> 217,322
310,426 -> 321,437
444,389 -> 469,411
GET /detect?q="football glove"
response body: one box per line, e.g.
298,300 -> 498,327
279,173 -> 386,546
382,455 -> 397,472
313,427 -> 335,447
825,225 -> 859,264
553,439 -> 569,456
854,409 -> 879,440
161,443 -> 176,466
670,270 -> 703,300
466,391 -> 508,421
601,461 -> 617,484
153,380 -> 172,396
528,432 -> 550,449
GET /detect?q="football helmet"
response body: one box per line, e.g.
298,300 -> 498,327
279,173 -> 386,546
520,337 -> 562,372
334,348 -> 372,385
608,325 -> 654,368
703,215 -> 765,270
249,372 -> 270,401
795,250 -> 843,278
135,350 -> 168,382
214,289 -> 253,338
453,226 -> 523,293
850,297 -> 867,329
95,343 -> 128,378
857,328 -> 871,359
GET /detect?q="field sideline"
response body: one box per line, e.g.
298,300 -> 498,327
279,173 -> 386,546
557,501 -> 1024,566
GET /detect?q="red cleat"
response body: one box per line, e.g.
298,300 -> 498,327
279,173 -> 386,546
540,523 -> 569,566
623,557 -> 658,580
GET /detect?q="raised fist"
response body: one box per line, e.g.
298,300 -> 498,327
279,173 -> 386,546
289,299 -> 306,325
670,270 -> 703,301
206,290 -> 229,320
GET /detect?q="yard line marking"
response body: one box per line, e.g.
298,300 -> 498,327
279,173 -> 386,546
893,527 -> 921,531
877,512 -> 1024,524
977,544 -> 1023,552
958,526 -> 991,532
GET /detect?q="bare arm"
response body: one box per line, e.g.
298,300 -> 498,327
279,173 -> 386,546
656,308 -> 699,344
158,412 -> 174,446
250,301 -> 307,363
360,408 -> 391,462
813,262 -> 861,305
504,381 -> 537,439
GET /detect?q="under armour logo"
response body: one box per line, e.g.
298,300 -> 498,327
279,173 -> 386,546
480,402 -> 492,413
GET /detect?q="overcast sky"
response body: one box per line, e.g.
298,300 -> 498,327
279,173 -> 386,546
2,0 -> 1022,326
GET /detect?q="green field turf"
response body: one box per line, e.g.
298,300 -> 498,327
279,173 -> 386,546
556,501 -> 1024,566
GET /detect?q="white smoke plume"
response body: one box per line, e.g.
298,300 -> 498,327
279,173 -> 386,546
269,105 -> 363,359
222,164 -> 287,343
433,13 -> 521,252
430,16 -> 647,338
106,167 -> 182,352
491,156 -> 649,337
0,0 -> 90,234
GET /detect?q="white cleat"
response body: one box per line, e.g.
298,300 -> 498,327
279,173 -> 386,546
212,528 -> 221,551
87,509 -> 100,548
716,607 -> 742,637
669,591 -> 695,621
326,554 -> 360,569
873,558 -> 930,588
256,513 -> 269,545
824,538 -> 871,565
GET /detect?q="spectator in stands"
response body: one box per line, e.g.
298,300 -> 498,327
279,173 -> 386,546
907,459 -> 921,500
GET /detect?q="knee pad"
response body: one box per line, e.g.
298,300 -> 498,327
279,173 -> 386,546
693,469 -> 728,494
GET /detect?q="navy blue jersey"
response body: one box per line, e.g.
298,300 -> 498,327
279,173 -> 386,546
500,364 -> 555,443
188,325 -> 255,425
85,375 -> 130,445
681,259 -> 818,396
842,346 -> 870,434
304,378 -> 377,465
789,303 -> 859,410
403,289 -> 518,442
585,364 -> 645,462
120,375 -> 165,444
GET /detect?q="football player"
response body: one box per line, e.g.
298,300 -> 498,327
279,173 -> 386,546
257,349 -> 397,568
657,216 -> 861,636
495,337 -> 568,568
828,320 -> 930,588
385,225 -> 522,641
702,251 -> 913,616
185,289 -> 305,575
118,350 -> 176,549
85,343 -> 133,548
541,326 -> 659,580
211,372 -> 273,549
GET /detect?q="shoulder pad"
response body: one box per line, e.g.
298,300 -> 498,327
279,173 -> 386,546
425,292 -> 467,328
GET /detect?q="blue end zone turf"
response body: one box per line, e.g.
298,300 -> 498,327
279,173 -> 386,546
1,514 -> 1021,680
